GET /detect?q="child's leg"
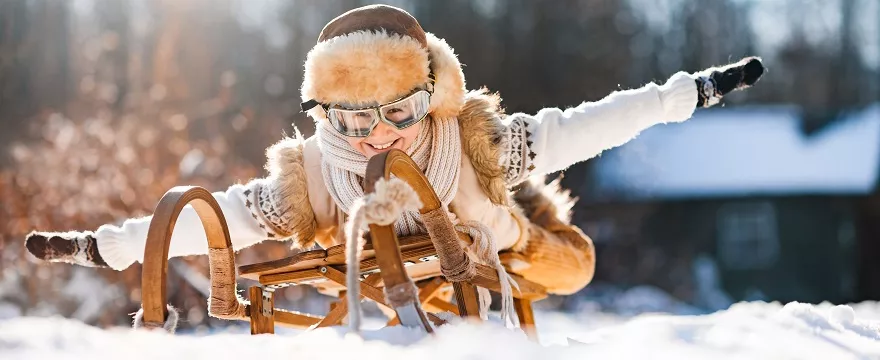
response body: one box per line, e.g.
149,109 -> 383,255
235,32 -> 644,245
507,223 -> 595,295
505,177 -> 596,295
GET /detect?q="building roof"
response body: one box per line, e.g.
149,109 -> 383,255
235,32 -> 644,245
591,104 -> 880,201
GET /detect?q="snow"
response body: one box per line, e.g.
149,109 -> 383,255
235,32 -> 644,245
593,104 -> 880,200
59,268 -> 125,323
1,302 -> 879,360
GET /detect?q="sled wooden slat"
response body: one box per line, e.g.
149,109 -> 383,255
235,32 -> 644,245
238,250 -> 328,280
254,243 -> 442,287
323,234 -> 439,265
241,240 -> 439,281
258,268 -> 324,286
239,234 -> 440,279
359,245 -> 438,269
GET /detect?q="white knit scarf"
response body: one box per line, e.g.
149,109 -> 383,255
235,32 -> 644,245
318,116 -> 520,328
318,116 -> 461,235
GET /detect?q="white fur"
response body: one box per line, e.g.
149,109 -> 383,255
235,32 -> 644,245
302,31 -> 466,122
132,305 -> 180,334
302,30 -> 430,111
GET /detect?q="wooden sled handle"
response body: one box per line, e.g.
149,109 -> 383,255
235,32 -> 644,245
364,148 -> 474,270
364,149 -> 488,329
141,186 -> 244,328
362,150 -> 439,332
364,148 -> 443,213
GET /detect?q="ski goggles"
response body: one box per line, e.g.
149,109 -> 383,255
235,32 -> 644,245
301,74 -> 435,138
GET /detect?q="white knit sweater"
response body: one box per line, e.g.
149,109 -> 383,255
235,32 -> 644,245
94,72 -> 698,270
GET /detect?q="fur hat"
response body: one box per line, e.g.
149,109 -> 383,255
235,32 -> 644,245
301,5 -> 466,121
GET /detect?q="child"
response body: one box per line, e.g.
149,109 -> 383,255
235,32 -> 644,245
25,4 -> 763,322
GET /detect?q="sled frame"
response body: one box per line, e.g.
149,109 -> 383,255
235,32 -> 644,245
139,149 -> 545,339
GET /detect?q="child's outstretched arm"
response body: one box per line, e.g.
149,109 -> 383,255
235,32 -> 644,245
25,137 -> 317,271
501,57 -> 764,184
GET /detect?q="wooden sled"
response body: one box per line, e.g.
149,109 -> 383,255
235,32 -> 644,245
138,149 -> 546,339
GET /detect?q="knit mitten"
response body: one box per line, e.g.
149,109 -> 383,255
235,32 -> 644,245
25,231 -> 109,268
695,56 -> 765,108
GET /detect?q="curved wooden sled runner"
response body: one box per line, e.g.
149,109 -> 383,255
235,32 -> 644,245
139,149 -> 546,338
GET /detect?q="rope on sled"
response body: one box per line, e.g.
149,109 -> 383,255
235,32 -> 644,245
343,178 -> 520,332
207,247 -> 249,320
344,177 -> 423,333
455,221 -> 520,327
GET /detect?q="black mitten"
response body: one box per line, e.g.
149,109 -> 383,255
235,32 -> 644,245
25,231 -> 108,268
696,56 -> 765,108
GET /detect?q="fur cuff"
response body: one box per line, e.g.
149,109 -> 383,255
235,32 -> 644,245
132,305 -> 180,333
303,32 -> 465,121
243,130 -> 317,249
457,89 -> 509,206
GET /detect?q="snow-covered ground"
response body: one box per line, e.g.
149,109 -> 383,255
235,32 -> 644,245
1,301 -> 878,360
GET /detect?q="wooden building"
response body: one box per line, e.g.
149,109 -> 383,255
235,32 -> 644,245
572,104 -> 880,305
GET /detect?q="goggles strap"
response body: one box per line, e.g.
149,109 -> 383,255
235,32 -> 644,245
301,99 -> 320,112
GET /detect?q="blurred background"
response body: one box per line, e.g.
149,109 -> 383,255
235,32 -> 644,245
0,0 -> 877,332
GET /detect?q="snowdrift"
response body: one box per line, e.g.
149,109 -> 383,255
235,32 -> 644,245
1,301 -> 878,360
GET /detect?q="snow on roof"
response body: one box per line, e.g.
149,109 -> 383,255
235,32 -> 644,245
592,104 -> 880,200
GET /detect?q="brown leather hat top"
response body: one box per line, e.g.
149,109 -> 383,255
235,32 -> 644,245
317,4 -> 427,48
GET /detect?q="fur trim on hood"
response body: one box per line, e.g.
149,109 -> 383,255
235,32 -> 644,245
301,6 -> 465,121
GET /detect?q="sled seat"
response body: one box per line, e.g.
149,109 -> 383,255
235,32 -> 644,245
238,233 -> 546,296
238,233 -> 448,289
137,149 -> 546,339
236,232 -> 546,332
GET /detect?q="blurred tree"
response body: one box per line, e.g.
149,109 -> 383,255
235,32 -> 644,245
96,0 -> 130,111
0,1 -> 70,163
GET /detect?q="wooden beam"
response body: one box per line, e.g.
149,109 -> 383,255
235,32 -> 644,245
316,300 -> 347,328
248,286 -> 274,334
426,298 -> 459,315
273,308 -> 322,329
470,264 -> 547,300
453,282 -> 481,319
259,268 -> 323,287
417,277 -> 447,304
315,273 -> 385,328
514,298 -> 538,341
321,266 -> 389,309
